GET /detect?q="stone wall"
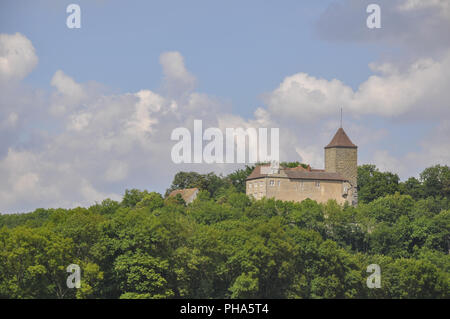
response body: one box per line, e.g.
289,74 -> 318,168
325,147 -> 357,204
246,177 -> 351,205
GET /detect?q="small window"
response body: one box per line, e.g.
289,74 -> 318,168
277,180 -> 281,186
270,180 -> 274,186
315,181 -> 320,188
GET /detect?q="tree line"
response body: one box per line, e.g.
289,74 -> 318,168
0,164 -> 448,298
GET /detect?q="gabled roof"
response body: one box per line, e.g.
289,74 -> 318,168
284,170 -> 347,181
325,128 -> 357,149
168,188 -> 199,202
284,165 -> 311,172
246,165 -> 348,182
246,165 -> 269,180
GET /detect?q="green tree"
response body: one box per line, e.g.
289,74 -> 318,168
114,251 -> 173,299
136,192 -> 164,212
0,226 -> 77,298
357,165 -> 400,203
121,189 -> 149,208
166,171 -> 227,198
226,165 -> 254,193
420,165 -> 450,198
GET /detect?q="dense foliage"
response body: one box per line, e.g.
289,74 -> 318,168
358,164 -> 450,203
0,164 -> 448,299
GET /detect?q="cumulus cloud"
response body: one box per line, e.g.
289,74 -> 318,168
0,148 -> 119,210
159,51 -> 196,98
51,70 -> 85,100
49,70 -> 89,116
105,161 -> 129,182
264,73 -> 353,122
0,112 -> 19,129
264,51 -> 450,122
0,33 -> 38,82
398,0 -> 450,19
359,119 -> 450,180
0,43 -> 233,212
0,29 -> 448,212
404,120 -> 450,175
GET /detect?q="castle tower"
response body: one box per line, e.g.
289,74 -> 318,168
324,127 -> 358,205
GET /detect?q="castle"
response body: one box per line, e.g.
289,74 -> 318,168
245,127 -> 358,206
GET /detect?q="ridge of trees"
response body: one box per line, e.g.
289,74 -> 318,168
0,164 -> 448,299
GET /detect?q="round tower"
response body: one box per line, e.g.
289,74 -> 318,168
324,128 -> 358,205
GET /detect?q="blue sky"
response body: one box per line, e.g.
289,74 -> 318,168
1,0 -> 449,212
1,0 -> 379,115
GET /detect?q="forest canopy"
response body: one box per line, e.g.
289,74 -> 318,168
0,164 -> 449,299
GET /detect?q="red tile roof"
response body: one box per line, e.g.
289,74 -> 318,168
285,165 -> 311,172
168,188 -> 199,202
325,128 -> 357,149
246,165 -> 348,182
284,170 -> 347,181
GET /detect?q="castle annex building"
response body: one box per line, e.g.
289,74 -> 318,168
246,127 -> 358,206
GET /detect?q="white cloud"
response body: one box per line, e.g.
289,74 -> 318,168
124,90 -> 163,138
0,33 -> 38,82
159,51 -> 196,98
51,70 -> 85,99
0,112 -> 19,129
404,120 -> 450,176
50,70 -> 87,115
264,51 -> 450,121
372,150 -> 405,176
0,32 -> 448,213
0,43 -> 238,212
104,161 -> 128,182
264,72 -> 353,122
68,112 -> 92,131
295,145 -> 324,169
398,0 -> 450,19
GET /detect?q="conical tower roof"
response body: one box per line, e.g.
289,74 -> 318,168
325,127 -> 357,149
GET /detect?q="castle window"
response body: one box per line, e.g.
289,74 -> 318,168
269,180 -> 274,186
277,180 -> 281,186
315,181 -> 320,188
